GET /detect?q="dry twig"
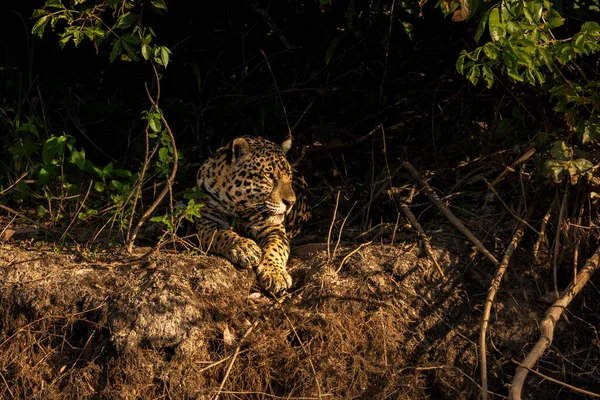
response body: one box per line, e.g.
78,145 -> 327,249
390,187 -> 445,278
490,148 -> 536,188
480,204 -> 528,400
512,361 -> 600,398
510,244 -> 600,400
401,161 -> 499,266
212,320 -> 260,400
553,186 -> 569,299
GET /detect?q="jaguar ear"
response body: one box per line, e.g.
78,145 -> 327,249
231,137 -> 250,166
281,137 -> 292,155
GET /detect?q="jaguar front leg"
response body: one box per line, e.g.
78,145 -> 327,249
197,213 -> 262,269
245,223 -> 292,293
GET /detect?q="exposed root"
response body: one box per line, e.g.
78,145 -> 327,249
510,243 -> 600,400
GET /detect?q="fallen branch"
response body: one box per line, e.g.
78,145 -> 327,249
480,203 -> 528,400
401,161 -> 499,266
390,187 -> 445,278
510,244 -> 600,400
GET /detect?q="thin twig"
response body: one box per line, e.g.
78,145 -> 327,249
276,304 -> 324,399
0,370 -> 14,399
347,163 -> 405,226
490,148 -> 536,187
510,244 -> 600,400
0,204 -> 61,236
61,180 -> 93,242
336,242 -> 371,274
401,161 -> 499,266
327,191 -> 340,260
127,64 -> 179,252
573,198 -> 585,281
212,320 -> 259,400
532,200 -> 555,263
485,179 -> 540,235
259,49 -> 291,138
391,187 -> 445,278
480,202 -> 528,400
332,201 -> 356,260
0,169 -> 35,196
512,361 -> 600,398
127,124 -> 151,245
553,185 -> 569,299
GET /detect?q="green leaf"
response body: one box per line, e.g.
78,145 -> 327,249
142,44 -> 151,60
324,37 -> 340,66
70,147 -> 85,169
39,167 -> 51,185
160,46 -> 171,68
32,9 -> 49,17
37,205 -> 47,217
532,68 -> 545,85
110,180 -> 124,191
32,15 -> 50,38
456,53 -> 466,74
150,0 -> 168,11
488,8 -> 503,42
148,117 -> 161,133
580,21 -> 600,33
550,140 -> 573,161
114,13 -> 136,30
506,66 -> 524,82
110,40 -> 122,63
468,65 -> 480,85
83,26 -> 105,41
159,147 -> 169,161
42,136 -> 66,165
45,0 -> 65,9
9,140 -> 40,157
545,10 -> 565,29
401,21 -> 414,40
483,42 -> 500,60
94,181 -> 106,192
524,1 -> 542,24
112,169 -> 132,178
474,9 -> 490,43
482,64 -> 494,88
345,0 -> 357,28
103,162 -> 114,176
59,33 -> 73,48
120,36 -> 140,62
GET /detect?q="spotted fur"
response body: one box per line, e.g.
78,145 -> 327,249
196,136 -> 311,293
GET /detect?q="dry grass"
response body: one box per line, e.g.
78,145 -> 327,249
0,234 -> 598,399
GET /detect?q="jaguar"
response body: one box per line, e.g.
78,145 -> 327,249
196,136 -> 310,293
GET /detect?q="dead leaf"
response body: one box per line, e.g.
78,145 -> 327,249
0,229 -> 15,242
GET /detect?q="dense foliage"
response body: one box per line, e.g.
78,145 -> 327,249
1,0 -> 599,238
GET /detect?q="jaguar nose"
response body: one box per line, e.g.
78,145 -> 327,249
282,197 -> 296,210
